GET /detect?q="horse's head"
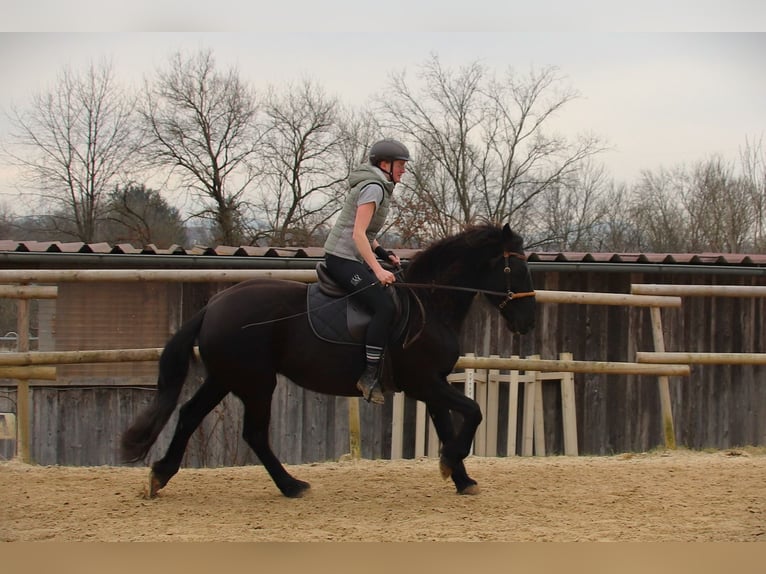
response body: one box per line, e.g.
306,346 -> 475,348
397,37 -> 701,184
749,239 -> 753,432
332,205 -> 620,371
406,223 -> 537,335
481,224 -> 536,335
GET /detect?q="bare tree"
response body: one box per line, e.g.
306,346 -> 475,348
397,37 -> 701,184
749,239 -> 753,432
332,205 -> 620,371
628,167 -> 689,252
377,58 -> 485,239
589,182 -> 645,252
740,136 -> 766,250
682,156 -> 754,252
103,183 -> 187,248
5,60 -> 139,242
253,80 -> 349,246
0,202 -> 16,239
529,160 -> 612,251
376,55 -> 605,241
139,49 -> 262,245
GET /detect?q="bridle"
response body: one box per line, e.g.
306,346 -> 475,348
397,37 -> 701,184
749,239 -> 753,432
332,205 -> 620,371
391,249 -> 535,347
393,250 -> 536,307
498,250 -> 536,309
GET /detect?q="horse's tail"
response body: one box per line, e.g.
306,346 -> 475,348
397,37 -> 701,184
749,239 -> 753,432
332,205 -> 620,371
120,307 -> 207,462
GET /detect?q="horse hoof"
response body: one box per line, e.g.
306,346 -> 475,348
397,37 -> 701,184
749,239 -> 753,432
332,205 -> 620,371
146,472 -> 163,499
439,460 -> 451,480
458,484 -> 480,495
282,480 -> 311,498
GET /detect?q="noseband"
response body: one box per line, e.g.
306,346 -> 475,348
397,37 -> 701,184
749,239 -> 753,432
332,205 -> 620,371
498,251 -> 536,309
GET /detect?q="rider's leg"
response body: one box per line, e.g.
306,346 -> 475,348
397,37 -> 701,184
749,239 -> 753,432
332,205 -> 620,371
325,255 -> 395,404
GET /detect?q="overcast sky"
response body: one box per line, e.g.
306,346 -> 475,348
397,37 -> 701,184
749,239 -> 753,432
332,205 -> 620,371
1,1 -> 765,212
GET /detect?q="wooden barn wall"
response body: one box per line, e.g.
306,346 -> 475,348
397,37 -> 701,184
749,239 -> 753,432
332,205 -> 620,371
1,269 -> 765,465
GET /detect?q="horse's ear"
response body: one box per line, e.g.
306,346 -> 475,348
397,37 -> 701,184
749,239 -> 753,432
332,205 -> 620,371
502,223 -> 523,251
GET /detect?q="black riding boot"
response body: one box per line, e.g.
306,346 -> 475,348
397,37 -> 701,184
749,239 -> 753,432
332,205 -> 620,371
356,363 -> 385,405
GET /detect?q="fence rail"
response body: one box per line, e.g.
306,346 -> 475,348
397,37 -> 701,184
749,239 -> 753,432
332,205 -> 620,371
637,352 -> 766,365
631,284 -> 766,298
454,355 -> 690,376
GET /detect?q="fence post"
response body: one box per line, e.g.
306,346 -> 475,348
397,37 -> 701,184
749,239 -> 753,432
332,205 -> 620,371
390,392 -> 405,459
15,297 -> 31,463
485,355 -> 500,457
521,354 -> 540,456
559,352 -> 578,455
507,357 -> 520,456
650,306 -> 676,449
347,398 -> 361,459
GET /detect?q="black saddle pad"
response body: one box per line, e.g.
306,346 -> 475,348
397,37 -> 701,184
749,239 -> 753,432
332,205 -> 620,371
306,284 -> 410,346
307,284 -> 369,345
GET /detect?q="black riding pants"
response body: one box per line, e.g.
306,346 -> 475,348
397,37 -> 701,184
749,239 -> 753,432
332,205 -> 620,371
324,254 -> 396,357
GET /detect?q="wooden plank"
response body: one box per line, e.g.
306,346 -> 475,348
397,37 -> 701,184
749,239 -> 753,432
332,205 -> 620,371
0,348 -> 164,366
650,306 -> 676,450
0,285 -> 57,299
390,392 -> 405,459
473,366 -> 487,456
347,398 -> 361,459
455,355 -> 690,376
486,357 -> 500,457
637,351 -> 766,365
632,284 -> 766,298
559,353 -> 578,456
0,413 -> 16,440
536,290 -> 681,307
463,359 -> 475,455
521,355 -> 540,456
0,367 -> 56,380
533,371 -> 546,456
427,410 -> 439,458
0,269 -> 318,283
507,358 -> 520,456
414,400 -> 427,457
16,298 -> 30,463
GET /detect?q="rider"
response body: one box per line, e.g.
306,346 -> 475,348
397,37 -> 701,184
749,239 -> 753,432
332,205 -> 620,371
323,138 -> 410,404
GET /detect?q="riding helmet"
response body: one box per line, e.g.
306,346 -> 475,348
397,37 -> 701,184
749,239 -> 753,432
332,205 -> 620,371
368,139 -> 411,165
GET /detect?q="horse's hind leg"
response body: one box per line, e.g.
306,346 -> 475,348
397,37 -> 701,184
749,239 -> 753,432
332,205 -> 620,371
240,390 -> 310,498
149,376 -> 228,497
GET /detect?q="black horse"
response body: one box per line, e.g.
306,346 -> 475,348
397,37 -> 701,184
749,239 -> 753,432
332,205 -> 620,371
121,223 -> 536,497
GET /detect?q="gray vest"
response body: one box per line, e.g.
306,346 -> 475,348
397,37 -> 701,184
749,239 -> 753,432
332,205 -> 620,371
324,164 -> 394,261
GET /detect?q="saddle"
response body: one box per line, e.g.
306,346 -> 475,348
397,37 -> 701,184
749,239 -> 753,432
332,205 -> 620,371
307,262 -> 409,347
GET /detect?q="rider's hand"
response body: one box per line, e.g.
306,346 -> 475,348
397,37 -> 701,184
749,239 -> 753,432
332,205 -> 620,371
375,267 -> 396,287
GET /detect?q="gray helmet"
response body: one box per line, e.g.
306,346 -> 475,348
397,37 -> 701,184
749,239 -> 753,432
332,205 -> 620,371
368,139 -> 410,165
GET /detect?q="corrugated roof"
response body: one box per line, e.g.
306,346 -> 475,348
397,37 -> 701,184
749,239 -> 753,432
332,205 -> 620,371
525,251 -> 766,266
1,239 -> 765,266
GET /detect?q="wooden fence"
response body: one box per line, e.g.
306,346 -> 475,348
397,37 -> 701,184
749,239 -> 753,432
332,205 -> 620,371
0,270 -> 685,464
1,272 -> 765,465
632,285 -> 766,372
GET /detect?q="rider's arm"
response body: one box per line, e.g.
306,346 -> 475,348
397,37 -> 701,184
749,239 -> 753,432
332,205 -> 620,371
353,203 -> 395,286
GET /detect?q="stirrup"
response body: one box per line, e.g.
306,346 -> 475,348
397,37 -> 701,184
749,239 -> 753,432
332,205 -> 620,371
356,366 -> 385,405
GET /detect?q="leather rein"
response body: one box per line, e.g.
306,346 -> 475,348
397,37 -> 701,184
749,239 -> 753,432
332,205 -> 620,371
241,252 -> 535,333
392,250 -> 536,348
393,250 -> 537,306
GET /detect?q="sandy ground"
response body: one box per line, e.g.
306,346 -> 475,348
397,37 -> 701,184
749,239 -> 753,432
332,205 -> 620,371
1,450 -> 765,542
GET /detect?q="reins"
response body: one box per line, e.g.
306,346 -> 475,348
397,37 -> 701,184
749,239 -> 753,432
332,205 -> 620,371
395,250 -> 536,307
240,252 -> 536,331
393,282 -> 536,300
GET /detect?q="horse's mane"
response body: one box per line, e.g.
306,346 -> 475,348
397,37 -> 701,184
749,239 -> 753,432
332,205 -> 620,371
406,224 -> 520,283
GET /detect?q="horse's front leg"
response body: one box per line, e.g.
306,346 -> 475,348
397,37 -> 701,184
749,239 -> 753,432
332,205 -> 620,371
427,403 -> 480,495
425,380 -> 483,494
